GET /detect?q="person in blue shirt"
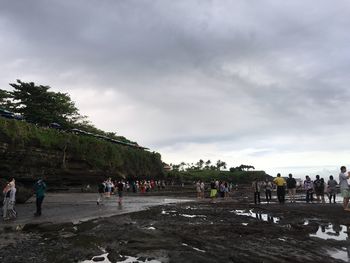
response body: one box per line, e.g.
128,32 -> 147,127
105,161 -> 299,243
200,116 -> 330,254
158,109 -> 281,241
34,178 -> 47,216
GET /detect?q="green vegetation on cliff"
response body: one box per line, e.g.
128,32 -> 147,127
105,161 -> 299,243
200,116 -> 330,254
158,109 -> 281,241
0,117 -> 164,179
166,169 -> 269,184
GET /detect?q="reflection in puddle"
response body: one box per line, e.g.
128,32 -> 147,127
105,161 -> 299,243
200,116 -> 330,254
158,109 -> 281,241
327,248 -> 349,262
179,214 -> 206,218
117,256 -> 161,263
80,253 -> 111,263
80,253 -> 161,263
162,199 -> 192,204
310,224 -> 348,241
161,210 -> 177,215
182,243 -> 206,253
231,209 -> 280,223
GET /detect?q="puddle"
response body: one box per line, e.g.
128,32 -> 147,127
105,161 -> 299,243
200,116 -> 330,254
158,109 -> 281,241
310,224 -> 349,241
242,223 -> 248,226
161,210 -> 177,215
80,253 -> 111,263
162,199 -> 192,204
185,206 -> 198,210
80,253 -> 161,263
117,255 -> 161,263
182,243 -> 206,253
327,248 -> 349,262
179,214 -> 206,218
146,227 -> 156,230
231,209 -> 280,223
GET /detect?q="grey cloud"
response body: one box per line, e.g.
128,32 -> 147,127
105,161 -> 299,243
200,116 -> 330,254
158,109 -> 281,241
1,0 -> 350,169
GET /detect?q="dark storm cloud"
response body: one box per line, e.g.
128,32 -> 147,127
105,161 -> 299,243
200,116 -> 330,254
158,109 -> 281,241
1,0 -> 350,171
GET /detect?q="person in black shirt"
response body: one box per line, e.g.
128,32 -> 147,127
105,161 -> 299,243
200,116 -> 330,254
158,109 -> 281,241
286,174 -> 297,203
97,180 -> 106,205
251,178 -> 261,204
314,175 -> 325,203
117,181 -> 124,205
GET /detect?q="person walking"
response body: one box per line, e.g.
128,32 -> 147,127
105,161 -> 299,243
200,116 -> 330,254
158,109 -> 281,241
97,180 -> 106,205
286,174 -> 297,203
273,173 -> 286,204
304,175 -> 314,203
117,181 -> 124,205
327,175 -> 338,204
263,179 -> 273,203
252,178 -> 261,204
339,166 -> 350,210
34,178 -> 47,216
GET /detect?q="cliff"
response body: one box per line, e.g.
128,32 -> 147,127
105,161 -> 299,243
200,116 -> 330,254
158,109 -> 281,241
0,118 -> 164,192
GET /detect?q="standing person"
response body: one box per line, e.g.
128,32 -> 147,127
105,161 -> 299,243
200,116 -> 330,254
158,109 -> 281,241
196,181 -> 201,199
252,178 -> 261,204
219,182 -> 225,198
132,181 -> 137,193
34,178 -> 47,216
97,180 -> 106,205
117,181 -> 124,205
304,175 -> 314,203
339,166 -> 350,210
200,181 -> 205,199
327,175 -> 338,204
314,175 -> 325,203
263,179 -> 273,203
273,173 -> 286,204
2,181 -> 16,220
224,182 -> 229,199
210,181 -> 217,200
105,178 -> 112,197
7,180 -> 17,220
2,182 -> 11,220
286,174 -> 297,203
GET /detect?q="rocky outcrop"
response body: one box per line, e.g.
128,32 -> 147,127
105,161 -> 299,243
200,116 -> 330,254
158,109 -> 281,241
0,142 -> 105,188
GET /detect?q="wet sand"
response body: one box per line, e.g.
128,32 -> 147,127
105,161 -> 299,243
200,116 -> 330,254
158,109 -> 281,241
1,193 -> 193,226
1,191 -> 349,263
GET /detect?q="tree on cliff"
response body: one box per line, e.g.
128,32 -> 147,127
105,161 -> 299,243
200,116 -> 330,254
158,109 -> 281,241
0,89 -> 13,111
5,80 -> 82,128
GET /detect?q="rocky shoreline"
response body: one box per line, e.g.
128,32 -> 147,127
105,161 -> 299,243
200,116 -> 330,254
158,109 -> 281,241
1,190 -> 349,263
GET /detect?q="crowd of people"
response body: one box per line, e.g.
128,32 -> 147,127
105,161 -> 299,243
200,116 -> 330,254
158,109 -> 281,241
195,180 -> 236,200
96,178 -> 167,205
250,166 -> 350,211
3,165 -> 350,222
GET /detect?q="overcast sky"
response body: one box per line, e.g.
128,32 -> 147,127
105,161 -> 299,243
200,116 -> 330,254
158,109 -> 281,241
1,0 -> 350,178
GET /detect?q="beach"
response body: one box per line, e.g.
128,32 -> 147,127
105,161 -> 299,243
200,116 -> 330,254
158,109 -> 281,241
1,190 -> 349,263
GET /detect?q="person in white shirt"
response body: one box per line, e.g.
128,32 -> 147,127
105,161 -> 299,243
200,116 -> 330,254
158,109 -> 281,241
339,166 -> 350,210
